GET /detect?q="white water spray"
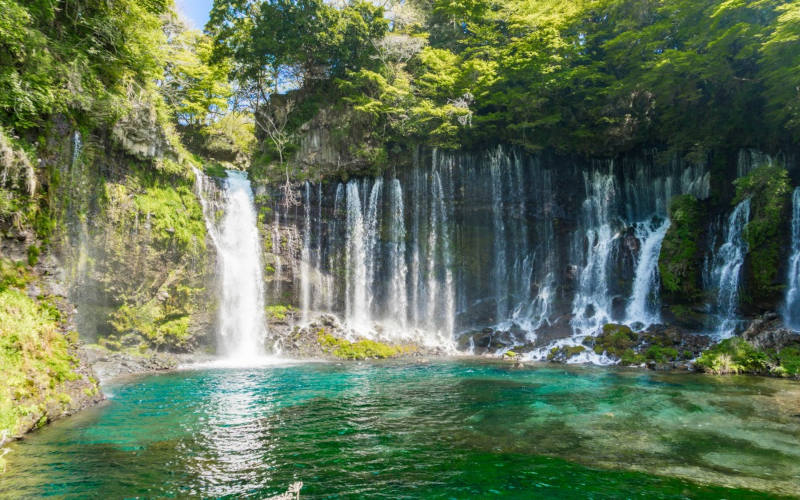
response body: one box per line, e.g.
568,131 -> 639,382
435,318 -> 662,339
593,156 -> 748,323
571,170 -> 617,334
196,170 -> 268,360
625,218 -> 670,327
784,188 -> 800,330
709,199 -> 751,338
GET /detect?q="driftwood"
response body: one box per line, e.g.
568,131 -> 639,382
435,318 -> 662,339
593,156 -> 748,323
268,482 -> 303,500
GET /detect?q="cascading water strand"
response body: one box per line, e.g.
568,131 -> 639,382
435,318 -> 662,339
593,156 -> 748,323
195,169 -> 268,361
783,187 -> 800,330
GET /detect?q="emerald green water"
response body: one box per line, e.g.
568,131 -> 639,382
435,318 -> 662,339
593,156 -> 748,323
3,361 -> 800,498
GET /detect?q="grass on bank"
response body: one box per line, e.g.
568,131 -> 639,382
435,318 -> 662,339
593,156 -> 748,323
0,259 -> 94,446
695,337 -> 800,377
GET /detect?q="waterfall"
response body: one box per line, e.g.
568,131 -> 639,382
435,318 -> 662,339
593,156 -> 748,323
784,188 -> 800,330
71,131 -> 82,168
345,181 -> 369,330
571,169 -> 618,334
271,206 -> 283,299
289,148 -> 715,352
432,168 -> 455,339
737,149 -> 776,179
625,218 -> 670,327
388,179 -> 408,327
292,173 -> 454,345
509,156 -> 531,321
709,199 -> 751,338
489,150 -> 509,321
410,167 -> 423,329
300,182 -> 312,323
329,184 -> 344,312
365,179 -> 383,312
196,169 -> 268,360
507,158 -> 554,335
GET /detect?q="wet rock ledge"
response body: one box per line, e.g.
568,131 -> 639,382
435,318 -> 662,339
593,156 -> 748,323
268,312 -> 448,360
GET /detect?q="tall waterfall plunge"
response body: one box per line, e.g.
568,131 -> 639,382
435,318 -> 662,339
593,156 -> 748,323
784,188 -> 800,330
276,149 -> 711,350
195,169 -> 268,360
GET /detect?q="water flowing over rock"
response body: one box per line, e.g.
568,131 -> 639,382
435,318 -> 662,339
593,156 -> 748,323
270,148 -> 712,352
708,198 -> 751,338
196,170 -> 268,360
785,187 -> 800,331
570,169 -> 618,334
624,218 -> 671,327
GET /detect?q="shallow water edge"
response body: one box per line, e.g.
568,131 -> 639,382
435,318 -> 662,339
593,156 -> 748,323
3,359 -> 799,498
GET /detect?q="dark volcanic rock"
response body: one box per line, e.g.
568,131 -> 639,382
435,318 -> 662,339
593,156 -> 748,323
643,324 -> 713,356
742,313 -> 800,351
458,327 -> 529,354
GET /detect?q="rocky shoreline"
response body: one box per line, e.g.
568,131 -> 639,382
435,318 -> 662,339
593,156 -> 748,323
80,346 -> 212,384
83,310 -> 800,380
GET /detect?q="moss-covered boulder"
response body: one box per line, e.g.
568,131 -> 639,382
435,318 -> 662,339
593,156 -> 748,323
587,324 -> 706,367
265,304 -> 296,323
547,344 -> 586,363
734,165 -> 792,309
659,195 -> 705,304
642,325 -> 711,360
593,324 -> 637,356
589,324 -> 645,365
772,347 -> 800,378
317,329 -> 412,360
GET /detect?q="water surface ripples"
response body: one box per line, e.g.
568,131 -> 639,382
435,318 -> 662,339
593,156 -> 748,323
2,361 -> 800,498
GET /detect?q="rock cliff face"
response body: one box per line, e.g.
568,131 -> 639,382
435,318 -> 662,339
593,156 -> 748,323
0,240 -> 103,444
46,125 -> 215,352
3,115 -> 217,371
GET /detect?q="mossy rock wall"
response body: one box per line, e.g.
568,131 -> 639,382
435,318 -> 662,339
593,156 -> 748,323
22,120 -> 217,352
0,260 -> 102,442
659,194 -> 705,304
734,165 -> 792,309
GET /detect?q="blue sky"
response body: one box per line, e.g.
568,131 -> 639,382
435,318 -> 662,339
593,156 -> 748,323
176,0 -> 214,29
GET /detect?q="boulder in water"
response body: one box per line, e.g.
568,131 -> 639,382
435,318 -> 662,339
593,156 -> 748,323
547,345 -> 586,363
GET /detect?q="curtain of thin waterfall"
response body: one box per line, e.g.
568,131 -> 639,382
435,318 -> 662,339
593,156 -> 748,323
300,182 -> 312,323
388,179 -> 408,327
293,148 -> 716,350
709,198 -> 751,338
344,181 -> 369,329
784,187 -> 800,330
295,169 -> 455,346
570,166 -> 617,335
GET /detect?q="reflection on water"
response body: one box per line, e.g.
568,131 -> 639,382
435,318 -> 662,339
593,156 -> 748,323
3,361 -> 800,498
